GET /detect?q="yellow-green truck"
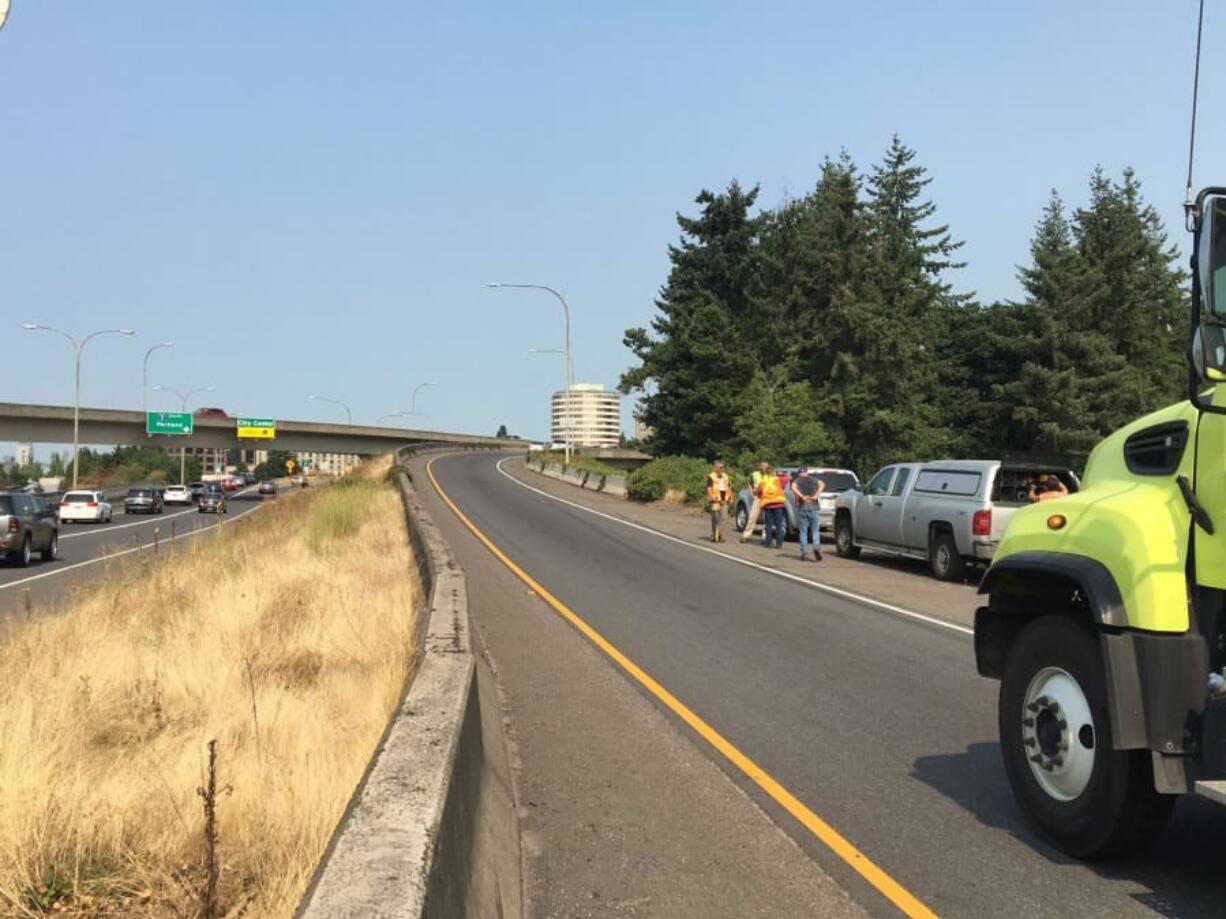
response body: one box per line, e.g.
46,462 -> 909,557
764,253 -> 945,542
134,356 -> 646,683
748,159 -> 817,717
975,188 -> 1226,857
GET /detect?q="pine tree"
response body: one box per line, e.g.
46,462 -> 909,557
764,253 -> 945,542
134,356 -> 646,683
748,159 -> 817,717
621,181 -> 764,457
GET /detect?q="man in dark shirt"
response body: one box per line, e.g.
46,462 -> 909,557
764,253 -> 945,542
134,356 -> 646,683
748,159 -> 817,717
791,468 -> 825,561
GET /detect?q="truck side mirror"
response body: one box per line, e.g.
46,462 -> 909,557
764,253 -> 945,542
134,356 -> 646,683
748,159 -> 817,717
1198,193 -> 1226,318
1193,322 -> 1226,382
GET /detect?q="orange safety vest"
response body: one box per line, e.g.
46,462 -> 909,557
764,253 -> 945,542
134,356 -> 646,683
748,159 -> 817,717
706,471 -> 732,505
757,475 -> 785,507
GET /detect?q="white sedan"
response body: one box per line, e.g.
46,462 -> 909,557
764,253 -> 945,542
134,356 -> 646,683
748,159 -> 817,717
58,490 -> 113,524
163,484 -> 194,505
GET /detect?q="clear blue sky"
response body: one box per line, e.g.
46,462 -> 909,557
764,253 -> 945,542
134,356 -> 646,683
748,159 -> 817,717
1,1 -> 1220,452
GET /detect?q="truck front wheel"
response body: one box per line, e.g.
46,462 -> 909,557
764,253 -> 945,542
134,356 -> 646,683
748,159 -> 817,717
999,615 -> 1173,858
835,515 -> 859,559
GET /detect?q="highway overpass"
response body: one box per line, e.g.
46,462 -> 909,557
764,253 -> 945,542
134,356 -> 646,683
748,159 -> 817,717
0,402 -> 521,455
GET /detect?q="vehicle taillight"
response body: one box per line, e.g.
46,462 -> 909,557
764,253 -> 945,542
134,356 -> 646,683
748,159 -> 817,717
7,518 -> 17,532
973,509 -> 992,537
59,501 -> 69,507
86,501 -> 97,507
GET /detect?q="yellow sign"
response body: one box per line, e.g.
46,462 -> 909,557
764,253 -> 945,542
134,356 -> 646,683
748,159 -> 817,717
237,416 -> 276,439
286,459 -> 296,473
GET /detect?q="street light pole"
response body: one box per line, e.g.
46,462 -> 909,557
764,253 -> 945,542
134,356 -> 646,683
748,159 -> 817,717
409,382 -> 437,416
377,410 -> 420,425
308,394 -> 352,425
488,283 -> 574,462
153,384 -> 214,483
528,348 -> 570,452
24,324 -> 136,489
142,341 -> 175,421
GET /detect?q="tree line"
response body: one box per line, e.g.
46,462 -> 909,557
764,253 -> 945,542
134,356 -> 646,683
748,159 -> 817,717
620,136 -> 1187,477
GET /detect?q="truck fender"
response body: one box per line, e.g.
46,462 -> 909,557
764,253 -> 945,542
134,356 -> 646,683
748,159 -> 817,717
976,551 -> 1207,756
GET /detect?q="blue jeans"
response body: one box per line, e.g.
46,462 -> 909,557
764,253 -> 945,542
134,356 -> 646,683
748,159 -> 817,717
763,506 -> 785,546
797,504 -> 821,557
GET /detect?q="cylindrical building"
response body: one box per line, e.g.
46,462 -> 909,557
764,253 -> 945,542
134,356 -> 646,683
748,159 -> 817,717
551,383 -> 621,448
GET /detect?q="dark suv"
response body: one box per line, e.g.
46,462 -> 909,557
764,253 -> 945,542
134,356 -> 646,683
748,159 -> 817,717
0,492 -> 60,566
124,487 -> 164,515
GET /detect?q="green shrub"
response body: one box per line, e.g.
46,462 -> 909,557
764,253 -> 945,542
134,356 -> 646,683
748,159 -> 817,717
533,450 -> 621,478
626,456 -> 738,505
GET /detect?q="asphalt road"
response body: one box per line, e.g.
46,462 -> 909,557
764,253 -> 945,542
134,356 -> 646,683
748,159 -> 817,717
429,452 -> 1226,919
0,486 -> 272,619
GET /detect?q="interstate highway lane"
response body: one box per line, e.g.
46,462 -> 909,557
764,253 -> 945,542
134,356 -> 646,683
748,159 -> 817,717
0,488 -> 268,619
426,452 -> 1226,919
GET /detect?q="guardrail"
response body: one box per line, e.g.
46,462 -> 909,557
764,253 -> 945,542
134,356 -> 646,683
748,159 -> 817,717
297,444 -> 521,919
529,459 -> 628,497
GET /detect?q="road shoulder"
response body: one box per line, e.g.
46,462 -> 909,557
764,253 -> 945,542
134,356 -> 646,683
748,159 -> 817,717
507,456 -> 981,631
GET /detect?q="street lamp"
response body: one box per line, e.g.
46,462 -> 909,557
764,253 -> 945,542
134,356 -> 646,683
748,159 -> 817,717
23,323 -> 136,488
488,283 -> 574,461
377,410 -> 420,425
142,341 -> 175,420
528,349 -> 570,452
154,384 -> 214,483
409,381 -> 437,416
308,394 -> 353,425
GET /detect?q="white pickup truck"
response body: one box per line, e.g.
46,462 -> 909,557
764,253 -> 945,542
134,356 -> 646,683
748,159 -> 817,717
832,460 -> 1079,581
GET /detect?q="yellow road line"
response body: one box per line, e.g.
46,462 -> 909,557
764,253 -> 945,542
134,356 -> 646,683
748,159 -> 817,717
426,456 -> 941,919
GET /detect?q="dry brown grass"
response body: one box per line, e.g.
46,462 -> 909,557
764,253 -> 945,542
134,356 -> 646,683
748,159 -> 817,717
0,457 -> 418,918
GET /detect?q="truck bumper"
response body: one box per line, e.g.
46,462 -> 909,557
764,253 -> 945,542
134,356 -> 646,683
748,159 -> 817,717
973,540 -> 998,560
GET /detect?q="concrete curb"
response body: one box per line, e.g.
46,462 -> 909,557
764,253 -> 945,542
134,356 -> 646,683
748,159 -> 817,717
297,445 -> 521,919
528,459 -> 628,497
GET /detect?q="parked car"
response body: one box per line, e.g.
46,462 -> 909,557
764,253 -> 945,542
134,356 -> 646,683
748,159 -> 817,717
198,487 -> 226,514
124,487 -> 164,515
833,460 -> 1080,581
735,466 -> 861,538
57,490 -> 113,524
0,491 -> 59,566
258,481 -> 277,497
162,484 -> 193,505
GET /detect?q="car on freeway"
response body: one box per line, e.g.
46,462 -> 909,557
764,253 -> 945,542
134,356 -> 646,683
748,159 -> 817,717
193,407 -> 229,418
188,481 -> 206,500
0,491 -> 59,566
220,477 -> 239,492
240,472 -> 256,486
258,481 -> 277,497
198,487 -> 226,514
293,474 -> 310,487
124,487 -> 164,515
163,484 -> 193,506
734,466 -> 861,539
57,490 -> 113,524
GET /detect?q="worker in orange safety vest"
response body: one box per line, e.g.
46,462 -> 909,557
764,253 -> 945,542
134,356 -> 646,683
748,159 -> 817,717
706,459 -> 734,543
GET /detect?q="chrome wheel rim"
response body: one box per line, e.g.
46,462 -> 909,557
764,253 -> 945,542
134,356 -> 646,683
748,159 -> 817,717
1022,666 -> 1096,802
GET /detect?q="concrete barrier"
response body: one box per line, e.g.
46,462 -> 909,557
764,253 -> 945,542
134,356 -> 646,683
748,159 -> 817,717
529,460 -> 628,497
297,444 -> 521,919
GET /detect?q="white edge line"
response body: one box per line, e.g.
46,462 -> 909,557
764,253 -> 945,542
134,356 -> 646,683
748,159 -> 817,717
493,457 -> 974,637
0,499 -> 266,592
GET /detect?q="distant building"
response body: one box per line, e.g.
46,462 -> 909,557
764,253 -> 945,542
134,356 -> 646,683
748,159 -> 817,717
15,443 -> 33,467
292,451 -> 359,476
632,407 -> 653,443
551,384 -> 621,449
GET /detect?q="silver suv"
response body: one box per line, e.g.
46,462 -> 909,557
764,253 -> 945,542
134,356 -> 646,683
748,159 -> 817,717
0,492 -> 60,566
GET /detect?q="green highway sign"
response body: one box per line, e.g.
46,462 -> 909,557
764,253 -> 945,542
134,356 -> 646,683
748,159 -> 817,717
237,417 -> 276,439
146,411 -> 193,436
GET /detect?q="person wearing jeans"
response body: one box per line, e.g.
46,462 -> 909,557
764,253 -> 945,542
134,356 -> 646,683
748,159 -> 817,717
791,468 -> 825,561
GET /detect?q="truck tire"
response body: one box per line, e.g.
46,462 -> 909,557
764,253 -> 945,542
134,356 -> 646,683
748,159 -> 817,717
930,530 -> 965,581
834,515 -> 860,559
999,615 -> 1174,858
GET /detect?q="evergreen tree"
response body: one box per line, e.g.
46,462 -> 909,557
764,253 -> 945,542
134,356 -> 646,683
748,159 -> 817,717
621,181 -> 764,457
